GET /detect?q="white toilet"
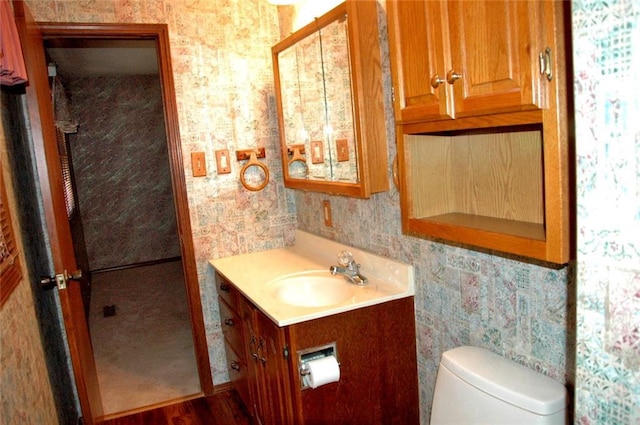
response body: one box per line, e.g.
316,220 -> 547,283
430,346 -> 567,424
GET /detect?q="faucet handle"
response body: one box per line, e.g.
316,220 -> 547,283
338,250 -> 354,266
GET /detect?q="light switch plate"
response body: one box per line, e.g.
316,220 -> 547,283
191,152 -> 207,177
336,139 -> 349,162
215,149 -> 231,174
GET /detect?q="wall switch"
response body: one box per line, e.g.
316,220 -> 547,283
336,139 -> 349,162
215,149 -> 231,174
191,152 -> 207,177
323,200 -> 333,227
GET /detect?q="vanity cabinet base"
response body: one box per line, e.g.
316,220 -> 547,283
217,272 -> 419,424
287,297 -> 419,425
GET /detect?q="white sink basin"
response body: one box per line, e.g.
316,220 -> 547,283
267,270 -> 353,307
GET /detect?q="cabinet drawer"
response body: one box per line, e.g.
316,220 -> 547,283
216,271 -> 238,310
224,343 -> 251,411
219,297 -> 244,356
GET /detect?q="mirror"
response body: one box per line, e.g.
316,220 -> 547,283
272,1 -> 388,198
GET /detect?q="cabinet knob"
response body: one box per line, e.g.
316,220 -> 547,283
231,361 -> 241,371
446,70 -> 462,84
224,318 -> 235,327
430,74 -> 445,89
219,283 -> 230,292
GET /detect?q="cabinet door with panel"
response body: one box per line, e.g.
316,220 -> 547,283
387,0 -> 546,125
238,294 -> 293,425
255,309 -> 293,424
387,0 -> 454,123
447,0 -> 545,118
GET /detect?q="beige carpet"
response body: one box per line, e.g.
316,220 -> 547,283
89,260 -> 201,415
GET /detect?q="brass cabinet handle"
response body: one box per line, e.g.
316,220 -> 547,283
430,74 -> 445,89
219,283 -> 230,292
446,70 -> 462,84
224,318 -> 234,327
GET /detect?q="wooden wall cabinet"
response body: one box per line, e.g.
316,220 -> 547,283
387,0 -> 571,264
216,272 -> 419,424
387,0 -> 547,125
272,1 -> 388,198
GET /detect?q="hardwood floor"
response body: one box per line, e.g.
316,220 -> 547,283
103,390 -> 253,425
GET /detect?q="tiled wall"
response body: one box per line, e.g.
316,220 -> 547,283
67,75 -> 180,270
572,0 -> 640,423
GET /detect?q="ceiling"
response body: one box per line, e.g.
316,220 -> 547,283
45,39 -> 158,78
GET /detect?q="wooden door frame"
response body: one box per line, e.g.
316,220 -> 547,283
37,22 -> 214,397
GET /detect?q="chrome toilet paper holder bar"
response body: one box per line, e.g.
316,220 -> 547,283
297,342 -> 339,389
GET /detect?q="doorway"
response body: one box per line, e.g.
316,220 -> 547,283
38,23 -> 214,418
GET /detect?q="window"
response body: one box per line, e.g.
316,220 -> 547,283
0,164 -> 22,306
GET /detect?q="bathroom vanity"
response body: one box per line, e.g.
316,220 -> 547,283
211,231 -> 419,424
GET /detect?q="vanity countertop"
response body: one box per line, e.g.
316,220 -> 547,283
209,230 -> 415,326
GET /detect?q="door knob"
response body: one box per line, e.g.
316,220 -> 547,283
446,70 -> 462,84
40,270 -> 83,290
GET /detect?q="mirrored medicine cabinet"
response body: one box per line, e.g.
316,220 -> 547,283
272,1 -> 388,198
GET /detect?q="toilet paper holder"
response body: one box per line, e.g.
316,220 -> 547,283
297,342 -> 339,389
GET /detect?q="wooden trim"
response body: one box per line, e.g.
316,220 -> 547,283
212,381 -> 235,394
37,22 -> 214,396
102,392 -> 204,421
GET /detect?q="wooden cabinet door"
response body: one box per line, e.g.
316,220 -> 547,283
256,311 -> 293,425
238,296 -> 265,423
387,0 -> 454,123
446,0 -> 545,117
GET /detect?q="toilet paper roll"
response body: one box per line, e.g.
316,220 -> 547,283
304,355 -> 340,389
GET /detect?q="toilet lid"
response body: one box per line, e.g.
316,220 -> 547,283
441,346 -> 567,415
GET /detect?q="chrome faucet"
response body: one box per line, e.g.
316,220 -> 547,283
329,251 -> 368,286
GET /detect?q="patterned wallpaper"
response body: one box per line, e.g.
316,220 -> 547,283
572,0 -> 640,423
67,75 -> 181,271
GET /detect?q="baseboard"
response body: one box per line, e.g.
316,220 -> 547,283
212,381 -> 234,394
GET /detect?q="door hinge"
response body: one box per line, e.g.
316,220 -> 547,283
539,47 -> 553,81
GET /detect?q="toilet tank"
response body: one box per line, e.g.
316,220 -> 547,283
430,346 -> 567,424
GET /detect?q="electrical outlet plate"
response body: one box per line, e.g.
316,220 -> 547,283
323,200 -> 332,227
